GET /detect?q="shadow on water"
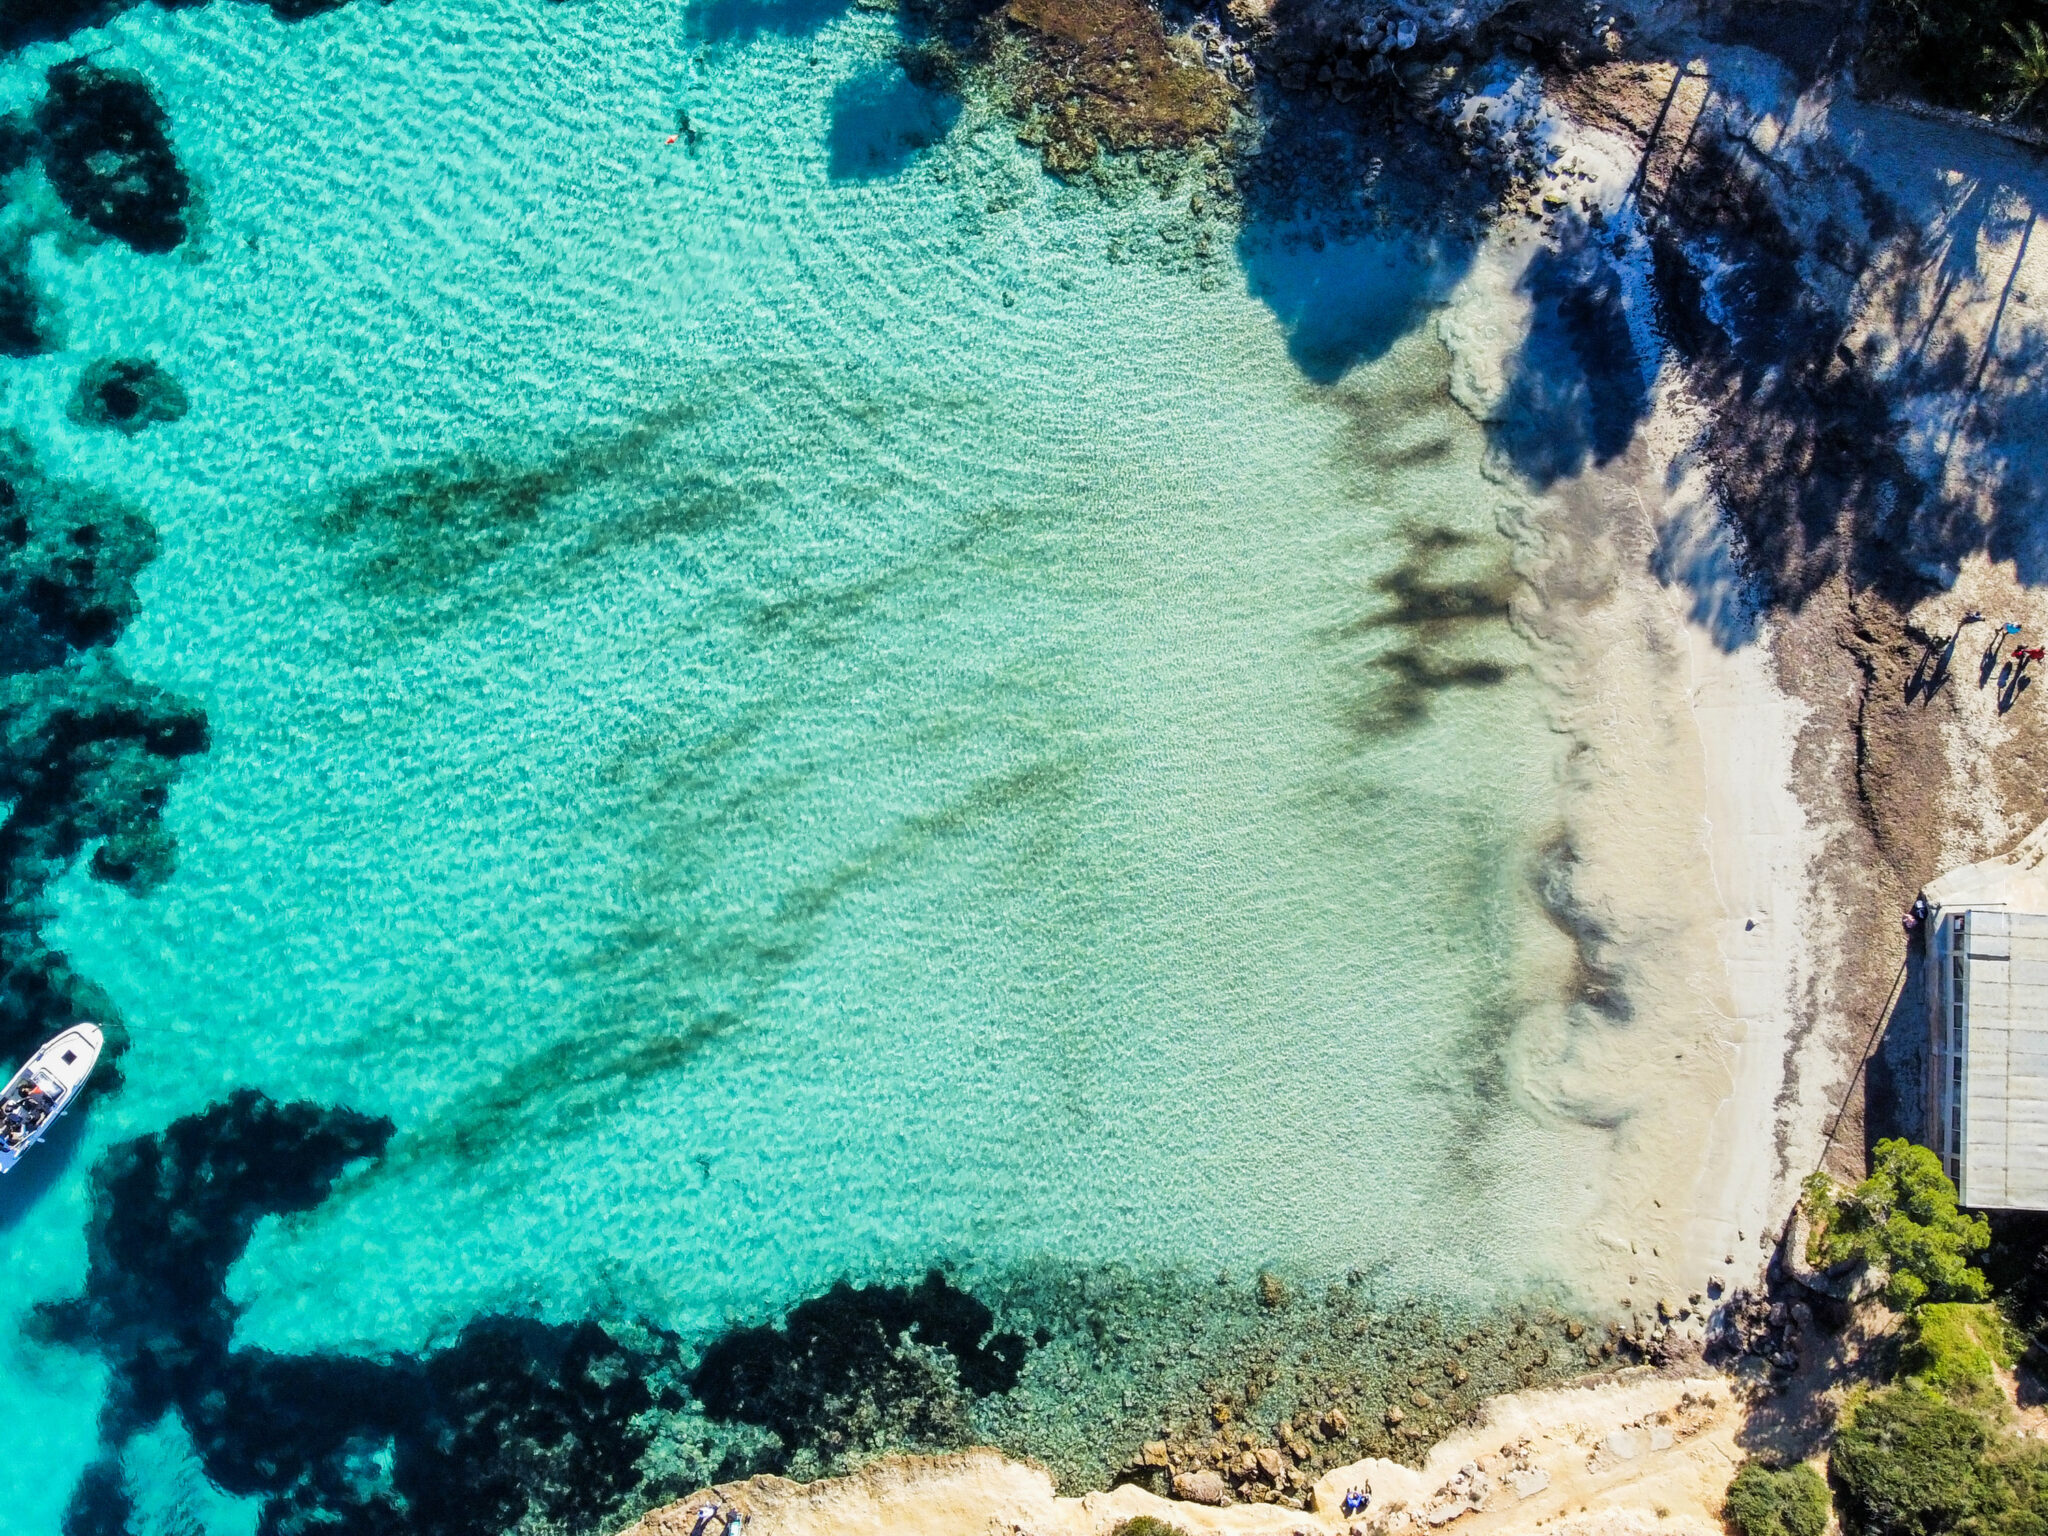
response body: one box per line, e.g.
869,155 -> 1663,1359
827,61 -> 959,182
1322,522 -> 1520,735
1231,108 -> 1470,385
685,0 -> 849,45
0,1094 -> 87,1230
1240,230 -> 1438,385
1227,0 -> 1519,384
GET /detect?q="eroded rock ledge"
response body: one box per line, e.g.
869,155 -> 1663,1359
617,1373 -> 1743,1536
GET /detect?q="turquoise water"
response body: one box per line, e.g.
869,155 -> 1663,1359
1,0 -> 1624,1528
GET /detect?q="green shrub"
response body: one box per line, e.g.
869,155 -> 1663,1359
1900,1304 -> 2017,1406
1834,1382 -> 2048,1536
1727,1460 -> 1833,1536
1968,1439 -> 2048,1536
1110,1520 -> 1192,1536
1804,1141 -> 1991,1311
1831,1386 -> 1992,1536
1865,0 -> 2048,126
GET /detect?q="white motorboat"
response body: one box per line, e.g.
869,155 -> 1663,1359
0,1024 -> 103,1173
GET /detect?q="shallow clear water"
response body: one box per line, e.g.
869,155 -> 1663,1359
0,0 -> 1625,1527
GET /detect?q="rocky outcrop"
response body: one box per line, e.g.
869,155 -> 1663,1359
1779,1202 -> 1886,1304
70,358 -> 189,435
34,62 -> 190,254
902,0 -> 1237,177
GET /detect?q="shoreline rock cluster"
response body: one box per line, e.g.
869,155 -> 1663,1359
1104,1310 -> 1661,1513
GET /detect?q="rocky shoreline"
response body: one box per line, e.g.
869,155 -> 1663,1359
618,1199 -> 1993,1534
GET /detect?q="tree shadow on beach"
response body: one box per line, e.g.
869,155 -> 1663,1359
1487,228 -> 1652,488
1645,137 -> 1941,639
1642,113 -> 2048,651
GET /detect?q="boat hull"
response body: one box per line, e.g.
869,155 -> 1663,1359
0,1023 -> 104,1173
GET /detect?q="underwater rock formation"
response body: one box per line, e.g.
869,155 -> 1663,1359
42,1092 -> 704,1536
42,1091 -> 398,1424
0,239 -> 53,356
0,117 -> 46,355
70,357 -> 190,434
691,1271 -> 1030,1465
1099,1290 -> 1612,1509
0,438 -> 207,1079
0,0 -> 128,52
1,0 -> 349,52
37,1092 -> 1047,1532
0,106 -> 28,172
35,61 -> 190,255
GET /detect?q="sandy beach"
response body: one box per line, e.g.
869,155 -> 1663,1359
1424,67 -> 1835,1319
1451,0 -> 2048,1313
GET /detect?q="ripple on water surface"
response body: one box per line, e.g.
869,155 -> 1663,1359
0,0 -> 1627,1526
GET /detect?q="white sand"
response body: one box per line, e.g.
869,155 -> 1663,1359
1429,77 -> 1832,1314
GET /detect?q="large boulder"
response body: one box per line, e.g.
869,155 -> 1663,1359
1173,1469 -> 1232,1506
